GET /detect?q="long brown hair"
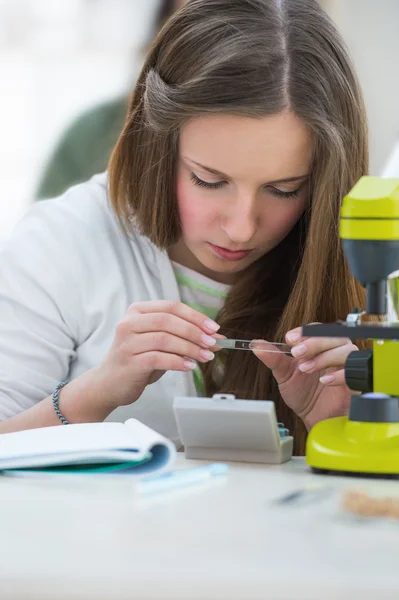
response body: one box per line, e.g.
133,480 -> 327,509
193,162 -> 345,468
108,0 -> 368,454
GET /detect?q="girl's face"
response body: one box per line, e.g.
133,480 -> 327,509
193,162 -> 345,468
170,110 -> 312,284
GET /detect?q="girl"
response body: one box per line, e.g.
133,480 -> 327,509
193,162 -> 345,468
0,0 -> 366,454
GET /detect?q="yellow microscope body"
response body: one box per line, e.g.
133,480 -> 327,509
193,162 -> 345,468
303,177 -> 399,478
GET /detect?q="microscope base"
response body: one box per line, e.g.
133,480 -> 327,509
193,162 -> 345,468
306,416 -> 399,478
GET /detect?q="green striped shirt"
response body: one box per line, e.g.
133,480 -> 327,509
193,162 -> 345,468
171,261 -> 230,394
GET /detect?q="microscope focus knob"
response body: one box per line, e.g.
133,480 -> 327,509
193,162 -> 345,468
345,350 -> 373,393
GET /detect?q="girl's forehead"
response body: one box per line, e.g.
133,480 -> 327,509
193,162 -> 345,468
179,112 -> 313,182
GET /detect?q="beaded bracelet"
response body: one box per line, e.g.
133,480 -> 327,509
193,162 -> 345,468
52,381 -> 70,425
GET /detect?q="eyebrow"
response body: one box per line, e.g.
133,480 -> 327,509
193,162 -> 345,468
185,157 -> 309,185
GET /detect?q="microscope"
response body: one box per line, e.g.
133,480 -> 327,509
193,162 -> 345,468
303,176 -> 399,478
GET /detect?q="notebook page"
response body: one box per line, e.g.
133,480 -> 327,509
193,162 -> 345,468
0,421 -> 146,462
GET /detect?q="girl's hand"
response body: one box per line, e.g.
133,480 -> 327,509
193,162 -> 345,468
252,325 -> 358,430
92,301 -> 221,410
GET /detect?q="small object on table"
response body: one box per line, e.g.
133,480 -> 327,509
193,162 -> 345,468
274,484 -> 332,505
173,393 -> 293,463
342,489 -> 399,519
137,463 -> 229,495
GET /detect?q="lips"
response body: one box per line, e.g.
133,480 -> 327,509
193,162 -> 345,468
208,243 -> 253,262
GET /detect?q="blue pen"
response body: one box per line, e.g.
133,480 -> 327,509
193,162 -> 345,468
137,463 -> 229,495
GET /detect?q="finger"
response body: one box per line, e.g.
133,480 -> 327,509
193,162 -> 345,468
212,333 -> 227,353
127,332 -> 215,364
319,369 -> 346,386
291,336 -> 355,361
129,300 -> 220,334
135,351 -> 198,374
252,340 -> 294,386
297,344 -> 358,374
122,312 -> 219,350
287,322 -> 355,359
285,322 -> 320,344
319,369 -> 360,394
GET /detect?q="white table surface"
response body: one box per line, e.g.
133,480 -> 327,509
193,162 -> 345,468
0,455 -> 398,600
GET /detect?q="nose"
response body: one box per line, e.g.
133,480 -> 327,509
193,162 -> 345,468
221,193 -> 258,244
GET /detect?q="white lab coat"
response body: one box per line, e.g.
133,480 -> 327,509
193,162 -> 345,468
0,173 -> 196,445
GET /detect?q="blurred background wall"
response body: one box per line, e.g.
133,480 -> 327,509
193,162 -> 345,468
325,0 -> 399,176
0,0 -> 398,242
0,0 -> 160,241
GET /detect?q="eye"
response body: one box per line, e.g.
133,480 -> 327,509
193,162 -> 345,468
190,172 -> 226,190
267,186 -> 301,199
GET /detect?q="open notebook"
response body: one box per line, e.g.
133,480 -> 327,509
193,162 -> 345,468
0,419 -> 176,475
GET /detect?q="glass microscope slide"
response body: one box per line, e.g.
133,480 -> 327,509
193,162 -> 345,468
215,339 -> 292,355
